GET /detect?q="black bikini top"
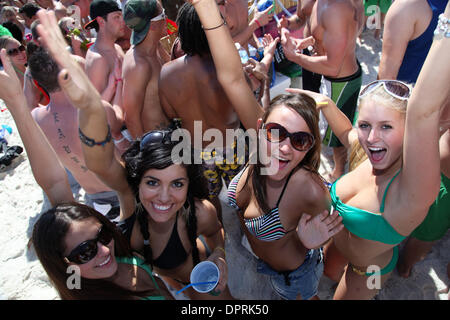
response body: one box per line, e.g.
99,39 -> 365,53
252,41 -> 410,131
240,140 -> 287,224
118,211 -> 188,270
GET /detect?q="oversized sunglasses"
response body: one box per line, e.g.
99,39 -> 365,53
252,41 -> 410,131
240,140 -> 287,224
263,122 -> 315,152
150,8 -> 165,22
64,226 -> 113,264
139,130 -> 172,149
359,80 -> 411,101
7,45 -> 25,56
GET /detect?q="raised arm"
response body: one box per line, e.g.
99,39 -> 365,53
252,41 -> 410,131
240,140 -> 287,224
36,10 -> 136,219
0,49 -> 73,206
399,3 -> 450,218
286,88 -> 357,148
190,0 -> 263,130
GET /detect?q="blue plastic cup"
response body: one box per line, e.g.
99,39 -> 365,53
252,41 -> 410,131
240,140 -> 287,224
189,261 -> 220,293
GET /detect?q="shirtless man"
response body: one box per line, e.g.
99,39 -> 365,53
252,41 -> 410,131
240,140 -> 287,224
121,0 -> 169,139
281,0 -> 364,182
28,47 -> 123,221
84,0 -> 126,106
159,2 -> 250,215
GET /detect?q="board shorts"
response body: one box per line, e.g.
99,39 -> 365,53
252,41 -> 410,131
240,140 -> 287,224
199,137 -> 249,199
319,62 -> 362,148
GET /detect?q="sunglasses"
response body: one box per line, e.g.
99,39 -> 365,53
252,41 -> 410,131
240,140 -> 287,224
359,80 -> 411,101
7,45 -> 25,57
64,226 -> 113,264
150,8 -> 166,22
263,122 -> 315,152
139,130 -> 172,149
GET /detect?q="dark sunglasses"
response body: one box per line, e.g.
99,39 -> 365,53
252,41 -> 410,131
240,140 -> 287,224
263,122 -> 315,152
7,45 -> 25,56
139,130 -> 173,149
64,226 -> 113,264
359,80 -> 411,101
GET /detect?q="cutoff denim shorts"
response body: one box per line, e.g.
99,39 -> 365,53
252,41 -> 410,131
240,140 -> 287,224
256,248 -> 324,300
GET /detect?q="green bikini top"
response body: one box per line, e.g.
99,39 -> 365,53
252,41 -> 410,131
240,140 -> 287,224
330,171 -> 406,245
115,255 -> 166,300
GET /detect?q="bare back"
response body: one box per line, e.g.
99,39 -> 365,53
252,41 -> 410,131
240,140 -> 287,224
31,93 -> 114,194
159,54 -> 241,148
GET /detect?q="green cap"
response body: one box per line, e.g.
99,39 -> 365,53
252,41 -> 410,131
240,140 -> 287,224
0,25 -> 13,38
123,0 -> 158,45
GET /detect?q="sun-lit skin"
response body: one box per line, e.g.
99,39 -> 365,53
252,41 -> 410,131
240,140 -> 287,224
357,100 -> 405,176
5,38 -> 27,68
103,11 -> 126,39
138,164 -> 189,224
63,217 -> 118,280
257,105 -> 313,182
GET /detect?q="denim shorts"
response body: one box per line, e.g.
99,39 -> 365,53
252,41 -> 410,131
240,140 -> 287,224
256,248 -> 324,300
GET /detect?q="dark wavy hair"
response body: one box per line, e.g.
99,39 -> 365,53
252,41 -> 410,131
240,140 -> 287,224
122,127 -> 209,267
176,2 -> 210,56
247,93 -> 322,213
31,202 -> 163,300
28,46 -> 60,93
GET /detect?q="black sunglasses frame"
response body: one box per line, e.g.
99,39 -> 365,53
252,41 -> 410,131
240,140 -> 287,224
6,45 -> 25,56
139,130 -> 173,150
263,122 -> 315,152
64,226 -> 113,265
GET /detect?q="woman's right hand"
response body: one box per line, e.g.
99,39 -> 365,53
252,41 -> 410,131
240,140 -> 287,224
36,10 -> 102,111
285,88 -> 332,109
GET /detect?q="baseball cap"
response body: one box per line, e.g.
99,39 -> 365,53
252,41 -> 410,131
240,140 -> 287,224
84,0 -> 122,30
123,0 -> 158,46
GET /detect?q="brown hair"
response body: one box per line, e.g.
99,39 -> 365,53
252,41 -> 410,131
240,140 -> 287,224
247,93 -> 322,213
32,202 -> 166,300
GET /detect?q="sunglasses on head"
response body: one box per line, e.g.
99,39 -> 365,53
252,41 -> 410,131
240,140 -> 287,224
139,130 -> 173,150
150,8 -> 165,22
7,45 -> 25,56
64,226 -> 113,264
359,80 -> 411,101
263,122 -> 315,152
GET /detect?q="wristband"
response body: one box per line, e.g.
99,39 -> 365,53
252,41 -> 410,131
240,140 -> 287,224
203,19 -> 227,31
254,19 -> 261,28
79,125 -> 112,147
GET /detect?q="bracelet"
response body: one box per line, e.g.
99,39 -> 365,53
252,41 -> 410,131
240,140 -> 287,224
113,135 -> 126,145
79,125 -> 112,147
434,14 -> 450,40
254,19 -> 261,28
203,19 -> 227,31
214,246 -> 226,257
115,78 -> 122,83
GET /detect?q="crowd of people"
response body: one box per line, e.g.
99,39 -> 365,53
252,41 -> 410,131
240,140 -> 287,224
0,0 -> 448,300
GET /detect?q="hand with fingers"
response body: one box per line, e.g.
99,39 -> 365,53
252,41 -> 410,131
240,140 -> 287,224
278,14 -> 289,29
297,210 -> 344,249
35,9 -> 102,111
285,88 -> 333,109
0,49 -> 25,106
253,4 -> 275,28
260,33 -> 279,58
280,27 -> 303,61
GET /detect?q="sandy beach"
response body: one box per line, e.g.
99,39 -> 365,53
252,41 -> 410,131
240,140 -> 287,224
0,29 -> 448,300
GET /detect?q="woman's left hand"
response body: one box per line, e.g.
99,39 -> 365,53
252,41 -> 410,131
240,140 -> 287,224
207,250 -> 228,293
297,210 -> 344,249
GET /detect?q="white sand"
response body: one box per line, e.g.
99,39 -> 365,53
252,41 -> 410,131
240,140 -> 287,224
0,30 -> 448,300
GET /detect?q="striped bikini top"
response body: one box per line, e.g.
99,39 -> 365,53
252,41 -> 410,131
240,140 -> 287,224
228,167 -> 296,242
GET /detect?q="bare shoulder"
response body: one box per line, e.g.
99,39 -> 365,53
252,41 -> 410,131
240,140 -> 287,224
289,168 -> 330,206
194,199 -> 221,234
